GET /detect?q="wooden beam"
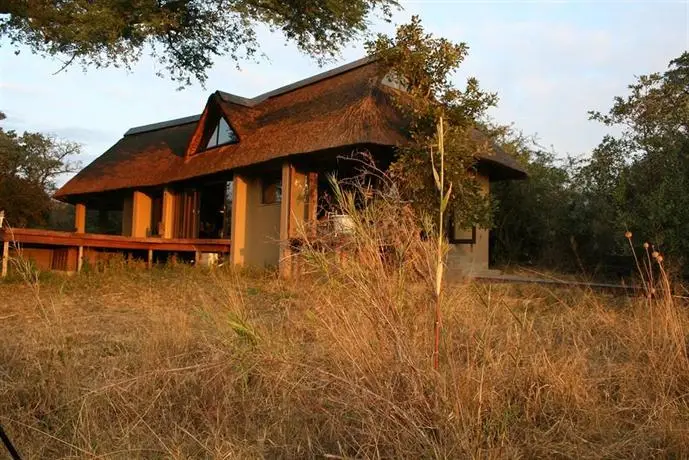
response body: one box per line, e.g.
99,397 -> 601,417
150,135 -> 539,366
0,228 -> 231,253
1,240 -> 8,278
77,246 -> 84,272
74,203 -> 86,233
307,171 -> 318,237
161,188 -> 175,239
279,162 -> 293,279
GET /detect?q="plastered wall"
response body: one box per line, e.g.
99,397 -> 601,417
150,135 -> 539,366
232,173 -> 282,268
446,174 -> 490,274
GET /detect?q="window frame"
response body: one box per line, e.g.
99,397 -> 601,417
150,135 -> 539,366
447,213 -> 477,244
203,116 -> 238,151
261,173 -> 282,205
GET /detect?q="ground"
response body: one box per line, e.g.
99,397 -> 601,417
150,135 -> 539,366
1,263 -> 689,459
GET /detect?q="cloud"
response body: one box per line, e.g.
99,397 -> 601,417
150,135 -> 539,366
0,81 -> 49,96
51,126 -> 119,144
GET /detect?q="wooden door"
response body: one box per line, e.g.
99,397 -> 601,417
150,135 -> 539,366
174,189 -> 200,238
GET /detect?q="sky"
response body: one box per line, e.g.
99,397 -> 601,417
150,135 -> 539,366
0,0 -> 687,185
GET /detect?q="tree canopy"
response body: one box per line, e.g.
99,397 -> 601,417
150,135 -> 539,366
366,16 -> 497,230
0,0 -> 396,86
0,121 -> 80,227
492,52 -> 689,277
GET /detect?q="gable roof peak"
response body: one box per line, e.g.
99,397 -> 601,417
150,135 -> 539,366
123,56 -> 379,137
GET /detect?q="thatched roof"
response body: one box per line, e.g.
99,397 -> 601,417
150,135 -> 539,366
55,58 -> 526,201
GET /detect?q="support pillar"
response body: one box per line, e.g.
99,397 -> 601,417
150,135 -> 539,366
77,246 -> 84,272
307,172 -> 318,237
279,162 -> 294,279
1,240 -> 8,278
147,249 -> 154,269
74,203 -> 86,233
230,173 -> 248,266
161,188 -> 175,239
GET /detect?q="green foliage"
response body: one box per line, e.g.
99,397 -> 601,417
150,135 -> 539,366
493,52 -> 689,277
365,16 -> 496,229
588,52 -> 689,272
0,121 -> 81,227
491,136 -> 576,267
0,0 -> 396,86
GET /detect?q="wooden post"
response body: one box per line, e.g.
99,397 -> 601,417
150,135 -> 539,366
1,240 -> 8,278
75,203 -> 86,233
195,250 -> 202,268
279,162 -> 293,279
307,171 -> 318,237
161,188 -> 175,239
147,249 -> 153,269
77,246 -> 84,272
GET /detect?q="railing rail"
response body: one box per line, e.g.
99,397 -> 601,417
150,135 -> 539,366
0,228 -> 231,277
0,228 -> 231,252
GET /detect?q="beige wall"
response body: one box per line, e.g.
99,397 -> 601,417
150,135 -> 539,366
231,172 -> 282,268
121,190 -> 153,237
446,174 -> 490,274
132,191 -> 152,237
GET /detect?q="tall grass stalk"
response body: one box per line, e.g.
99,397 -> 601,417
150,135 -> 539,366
430,115 -> 452,370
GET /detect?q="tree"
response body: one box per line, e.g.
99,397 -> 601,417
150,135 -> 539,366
0,0 -> 396,86
492,53 -> 689,278
0,122 -> 81,227
365,16 -> 497,230
589,52 -> 689,273
490,130 -> 578,268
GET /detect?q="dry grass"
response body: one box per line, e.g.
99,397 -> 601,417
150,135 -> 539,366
1,265 -> 688,459
2,180 -> 689,458
0,253 -> 688,459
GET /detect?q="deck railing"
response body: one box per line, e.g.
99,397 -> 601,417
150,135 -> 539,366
0,228 -> 231,277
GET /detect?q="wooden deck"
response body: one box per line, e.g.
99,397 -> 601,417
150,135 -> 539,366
1,228 -> 231,276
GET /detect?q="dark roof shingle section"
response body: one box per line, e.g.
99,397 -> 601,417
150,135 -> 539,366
55,58 -> 525,200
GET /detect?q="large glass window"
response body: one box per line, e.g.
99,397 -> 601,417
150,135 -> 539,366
206,117 -> 237,149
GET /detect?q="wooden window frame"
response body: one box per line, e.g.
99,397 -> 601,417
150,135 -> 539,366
261,174 -> 282,205
448,213 -> 477,244
195,109 -> 239,156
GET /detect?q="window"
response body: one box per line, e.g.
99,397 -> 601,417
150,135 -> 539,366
206,117 -> 237,149
448,213 -> 476,244
261,174 -> 282,205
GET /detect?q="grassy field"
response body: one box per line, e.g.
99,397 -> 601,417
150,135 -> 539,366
1,260 -> 688,459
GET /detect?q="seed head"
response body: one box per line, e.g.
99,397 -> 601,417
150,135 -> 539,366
643,242 -> 650,249
652,251 -> 660,259
657,255 -> 664,263
625,231 -> 632,239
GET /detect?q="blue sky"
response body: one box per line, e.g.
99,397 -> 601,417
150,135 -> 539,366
0,0 -> 687,184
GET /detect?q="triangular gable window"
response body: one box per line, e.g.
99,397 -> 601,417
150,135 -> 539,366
206,117 -> 237,149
